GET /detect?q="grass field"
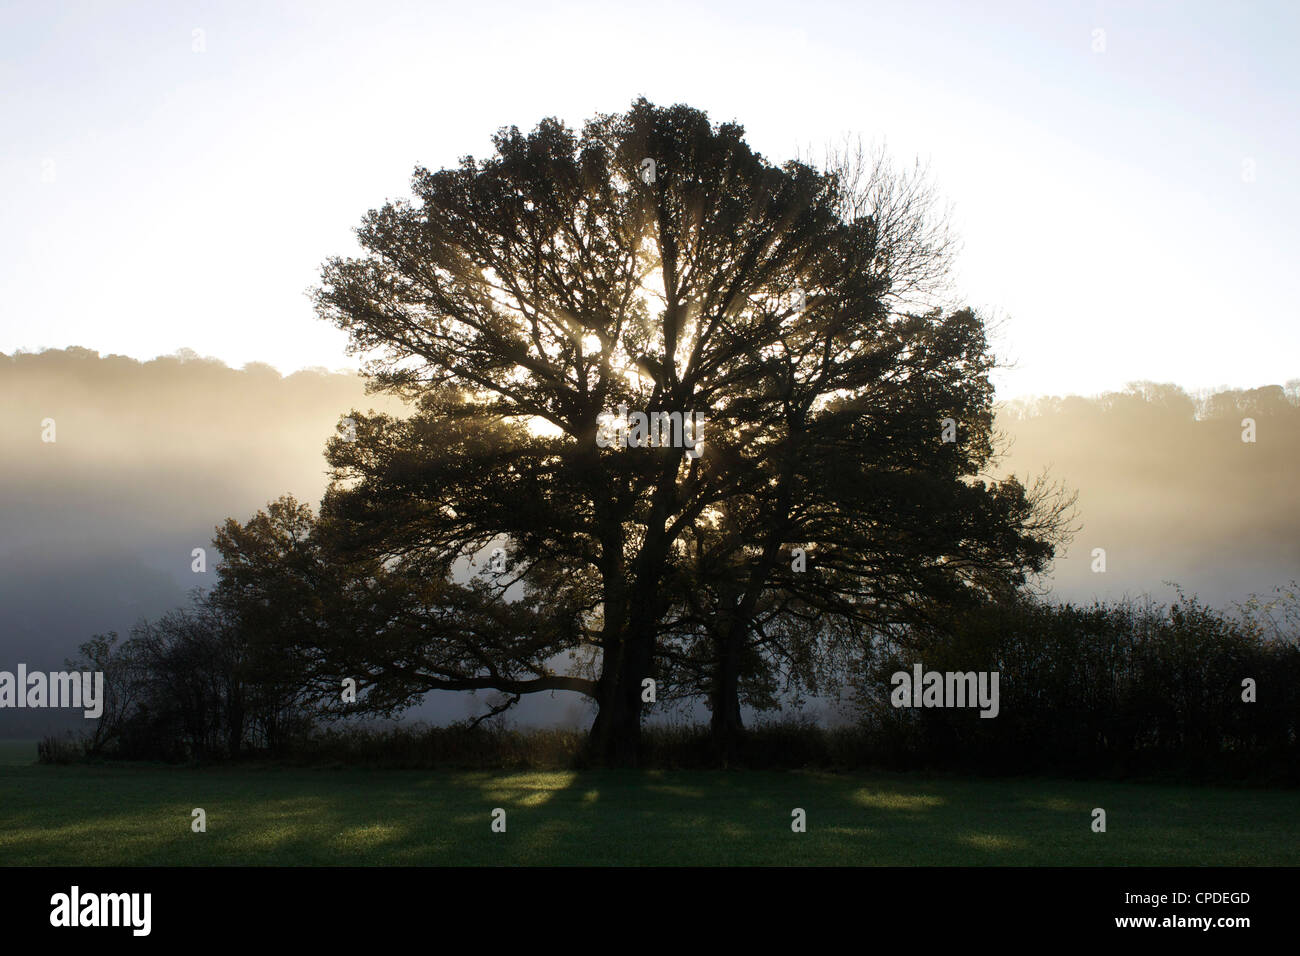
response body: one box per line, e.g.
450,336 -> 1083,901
1,741 -> 1296,866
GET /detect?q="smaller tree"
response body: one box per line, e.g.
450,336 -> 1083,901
210,496 -> 325,751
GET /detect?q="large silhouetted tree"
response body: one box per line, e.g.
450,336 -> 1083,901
312,98 -> 1069,764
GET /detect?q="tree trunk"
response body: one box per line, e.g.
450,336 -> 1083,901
587,624 -> 652,766
586,466 -> 678,766
710,626 -> 746,766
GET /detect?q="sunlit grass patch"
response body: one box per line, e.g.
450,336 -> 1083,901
853,789 -> 945,811
958,832 -> 1029,851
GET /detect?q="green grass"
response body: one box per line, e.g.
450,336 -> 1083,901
1,747 -> 1295,865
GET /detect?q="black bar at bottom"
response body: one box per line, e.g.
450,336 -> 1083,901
0,865 -> 1283,942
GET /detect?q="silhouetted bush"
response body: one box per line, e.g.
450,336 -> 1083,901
67,596 -> 317,763
36,733 -> 83,765
856,593 -> 1300,783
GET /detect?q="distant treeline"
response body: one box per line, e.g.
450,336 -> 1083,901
1001,380 -> 1300,422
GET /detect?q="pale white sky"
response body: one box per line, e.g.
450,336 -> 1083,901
2,0 -> 1297,399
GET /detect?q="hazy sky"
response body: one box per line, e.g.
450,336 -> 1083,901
3,0 -> 1297,398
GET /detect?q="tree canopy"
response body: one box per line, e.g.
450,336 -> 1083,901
308,98 -> 1071,764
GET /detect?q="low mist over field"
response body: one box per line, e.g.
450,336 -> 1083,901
2,347 -> 1296,733
0,348 -> 403,733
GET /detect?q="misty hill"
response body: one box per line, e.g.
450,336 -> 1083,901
0,347 -> 405,735
993,380 -> 1300,607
